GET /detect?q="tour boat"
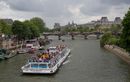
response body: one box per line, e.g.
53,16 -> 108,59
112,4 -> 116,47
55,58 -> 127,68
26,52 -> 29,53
21,45 -> 71,74
26,39 -> 40,49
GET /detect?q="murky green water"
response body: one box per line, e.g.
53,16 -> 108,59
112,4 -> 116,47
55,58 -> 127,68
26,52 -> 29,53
0,36 -> 130,82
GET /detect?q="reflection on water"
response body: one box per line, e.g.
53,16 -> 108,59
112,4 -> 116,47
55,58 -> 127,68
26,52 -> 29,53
0,36 -> 130,82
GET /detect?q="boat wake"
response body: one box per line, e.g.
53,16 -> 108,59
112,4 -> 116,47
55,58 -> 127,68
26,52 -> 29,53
63,60 -> 70,65
68,55 -> 72,58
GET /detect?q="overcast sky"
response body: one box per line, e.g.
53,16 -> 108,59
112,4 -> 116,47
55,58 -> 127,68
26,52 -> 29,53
0,0 -> 130,28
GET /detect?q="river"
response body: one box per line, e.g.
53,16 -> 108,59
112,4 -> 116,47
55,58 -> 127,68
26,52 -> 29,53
0,36 -> 130,82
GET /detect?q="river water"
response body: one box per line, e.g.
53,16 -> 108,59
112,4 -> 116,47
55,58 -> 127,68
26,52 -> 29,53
0,36 -> 130,82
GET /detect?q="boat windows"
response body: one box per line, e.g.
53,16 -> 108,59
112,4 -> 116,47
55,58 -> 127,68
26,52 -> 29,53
31,64 -> 39,68
39,64 -> 47,68
49,48 -> 56,50
31,64 -> 48,68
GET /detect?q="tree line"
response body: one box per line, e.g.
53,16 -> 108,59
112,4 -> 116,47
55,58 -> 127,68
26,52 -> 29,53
0,17 -> 50,40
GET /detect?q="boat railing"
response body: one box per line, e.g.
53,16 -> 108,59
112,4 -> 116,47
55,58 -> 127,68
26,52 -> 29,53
28,59 -> 50,64
49,47 -> 67,66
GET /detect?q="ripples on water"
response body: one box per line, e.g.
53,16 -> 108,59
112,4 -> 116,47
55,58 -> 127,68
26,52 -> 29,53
0,36 -> 130,82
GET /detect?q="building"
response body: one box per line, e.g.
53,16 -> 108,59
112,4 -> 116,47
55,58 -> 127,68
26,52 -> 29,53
100,17 -> 109,24
54,21 -> 77,31
53,17 -> 122,30
114,17 -> 122,24
95,17 -> 122,25
54,23 -> 61,29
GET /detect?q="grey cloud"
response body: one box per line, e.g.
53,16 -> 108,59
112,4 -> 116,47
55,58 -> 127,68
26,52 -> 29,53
79,0 -> 110,16
4,0 -> 43,11
1,0 -> 130,27
2,0 -> 76,17
3,0 -> 130,17
100,0 -> 130,5
80,0 -> 130,16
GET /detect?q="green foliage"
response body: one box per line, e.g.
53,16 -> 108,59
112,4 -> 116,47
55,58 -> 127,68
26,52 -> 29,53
95,24 -> 100,31
119,8 -> 130,51
30,24 -> 40,38
11,17 -> 48,40
0,20 -> 12,35
53,28 -> 61,32
110,24 -> 122,33
108,37 -> 119,45
12,20 -> 30,40
77,26 -> 89,33
101,28 -> 109,32
23,20 -> 40,39
44,27 -> 51,32
30,17 -> 45,33
100,33 -> 112,47
89,28 -> 94,32
0,17 -> 48,41
100,33 -> 118,47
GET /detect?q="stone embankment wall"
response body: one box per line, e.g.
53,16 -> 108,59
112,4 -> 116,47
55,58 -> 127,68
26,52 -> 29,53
104,45 -> 130,64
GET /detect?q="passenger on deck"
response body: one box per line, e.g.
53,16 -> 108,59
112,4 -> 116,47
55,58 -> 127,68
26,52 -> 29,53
39,58 -> 43,62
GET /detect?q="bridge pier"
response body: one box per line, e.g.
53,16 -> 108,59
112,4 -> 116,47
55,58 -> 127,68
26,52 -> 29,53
58,35 -> 61,40
96,34 -> 100,39
84,34 -> 88,40
71,35 -> 75,40
44,35 -> 48,39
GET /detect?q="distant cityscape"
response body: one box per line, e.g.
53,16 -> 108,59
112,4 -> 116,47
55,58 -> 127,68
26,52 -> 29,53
0,17 -> 122,30
54,17 -> 122,30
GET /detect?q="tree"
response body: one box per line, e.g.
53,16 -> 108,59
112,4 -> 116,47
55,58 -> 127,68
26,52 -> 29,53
23,20 -> 33,39
30,24 -> 40,38
30,17 -> 45,33
95,24 -> 100,31
119,8 -> 130,51
110,24 -> 122,33
0,20 -> 12,35
44,27 -> 51,32
100,33 -> 113,47
23,20 -> 40,39
77,26 -> 84,33
12,20 -> 29,40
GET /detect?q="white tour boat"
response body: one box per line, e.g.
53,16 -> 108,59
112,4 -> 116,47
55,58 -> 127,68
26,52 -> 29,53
21,45 -> 71,74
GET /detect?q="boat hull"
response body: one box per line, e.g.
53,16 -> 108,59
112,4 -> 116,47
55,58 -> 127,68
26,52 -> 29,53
0,55 -> 5,60
21,48 -> 71,74
4,51 -> 17,59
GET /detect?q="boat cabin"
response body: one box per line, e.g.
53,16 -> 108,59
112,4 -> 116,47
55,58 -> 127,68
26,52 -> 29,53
25,62 -> 49,69
26,39 -> 40,49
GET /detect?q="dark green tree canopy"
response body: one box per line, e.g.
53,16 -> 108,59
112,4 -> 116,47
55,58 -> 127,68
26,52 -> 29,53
30,17 -> 45,33
12,20 -> 30,40
0,20 -> 12,35
120,8 -> 130,51
23,20 -> 40,39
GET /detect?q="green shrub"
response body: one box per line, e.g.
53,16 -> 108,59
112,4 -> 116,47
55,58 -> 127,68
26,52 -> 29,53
100,33 -> 118,47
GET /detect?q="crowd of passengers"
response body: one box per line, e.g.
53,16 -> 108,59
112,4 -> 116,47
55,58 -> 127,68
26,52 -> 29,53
29,45 -> 66,62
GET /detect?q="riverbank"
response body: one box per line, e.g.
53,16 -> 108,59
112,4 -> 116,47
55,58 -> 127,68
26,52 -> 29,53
104,45 -> 130,64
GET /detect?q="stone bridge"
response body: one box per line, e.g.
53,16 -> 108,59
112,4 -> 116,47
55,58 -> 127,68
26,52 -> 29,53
43,32 -> 103,40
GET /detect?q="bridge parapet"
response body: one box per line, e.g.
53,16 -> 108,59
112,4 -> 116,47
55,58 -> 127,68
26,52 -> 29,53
43,32 -> 103,40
